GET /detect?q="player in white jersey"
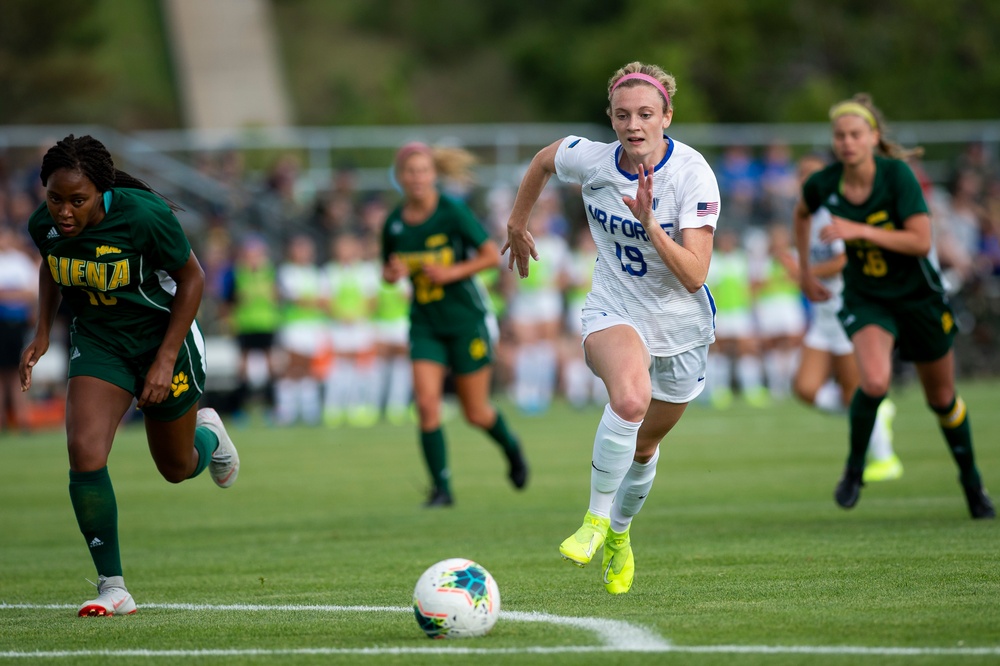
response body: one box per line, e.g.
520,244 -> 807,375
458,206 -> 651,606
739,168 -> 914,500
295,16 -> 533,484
792,155 -> 900,482
504,61 -> 719,594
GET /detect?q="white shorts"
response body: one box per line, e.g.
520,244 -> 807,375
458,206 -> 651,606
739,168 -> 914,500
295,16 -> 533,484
714,309 -> 755,340
330,323 -> 376,354
803,305 -> 853,356
507,290 -> 564,325
279,321 -> 326,357
374,320 -> 410,347
580,307 -> 709,404
755,298 -> 806,338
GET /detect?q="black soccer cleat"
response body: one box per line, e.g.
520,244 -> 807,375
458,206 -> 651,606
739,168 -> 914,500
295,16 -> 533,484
834,467 -> 864,509
962,483 -> 996,520
507,448 -> 529,490
423,487 -> 454,508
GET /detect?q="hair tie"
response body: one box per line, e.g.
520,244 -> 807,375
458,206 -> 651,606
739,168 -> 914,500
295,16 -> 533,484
610,73 -> 670,107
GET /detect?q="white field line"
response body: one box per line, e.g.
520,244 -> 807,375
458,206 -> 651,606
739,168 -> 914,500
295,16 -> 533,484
1,603 -> 997,658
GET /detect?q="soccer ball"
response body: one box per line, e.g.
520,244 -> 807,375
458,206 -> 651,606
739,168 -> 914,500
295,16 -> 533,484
412,558 -> 501,639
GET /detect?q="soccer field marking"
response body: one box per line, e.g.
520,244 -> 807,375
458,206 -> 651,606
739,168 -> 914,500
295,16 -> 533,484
1,602 -> 998,658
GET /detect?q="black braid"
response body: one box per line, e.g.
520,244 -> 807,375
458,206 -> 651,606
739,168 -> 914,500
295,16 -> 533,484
39,134 -> 183,211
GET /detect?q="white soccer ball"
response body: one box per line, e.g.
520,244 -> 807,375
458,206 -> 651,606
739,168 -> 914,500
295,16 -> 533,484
412,558 -> 501,639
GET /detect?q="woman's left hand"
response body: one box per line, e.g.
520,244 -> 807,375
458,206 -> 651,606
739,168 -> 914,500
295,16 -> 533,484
820,216 -> 868,243
422,262 -> 459,285
138,355 -> 175,408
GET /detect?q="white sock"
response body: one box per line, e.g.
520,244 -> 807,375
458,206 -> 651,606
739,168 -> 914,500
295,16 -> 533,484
299,378 -> 321,425
814,380 -> 844,413
737,354 -> 764,393
356,360 -> 380,412
708,352 -> 732,395
513,344 -> 536,408
563,357 -> 592,408
386,356 -> 412,413
868,398 -> 896,462
764,350 -> 784,397
610,448 -> 659,533
535,341 -> 558,407
274,378 -> 297,425
589,404 -> 641,518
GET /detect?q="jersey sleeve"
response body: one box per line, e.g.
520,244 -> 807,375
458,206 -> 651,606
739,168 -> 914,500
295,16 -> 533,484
129,194 -> 192,272
802,172 -> 824,214
554,136 -> 607,186
892,161 -> 930,220
675,159 -> 721,231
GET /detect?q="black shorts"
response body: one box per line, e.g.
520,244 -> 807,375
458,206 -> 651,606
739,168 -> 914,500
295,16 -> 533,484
0,320 -> 28,369
237,332 -> 276,352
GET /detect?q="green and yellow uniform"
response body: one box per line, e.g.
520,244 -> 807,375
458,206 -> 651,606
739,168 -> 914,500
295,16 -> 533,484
231,262 -> 280,337
381,194 -> 493,374
28,188 -> 205,420
803,156 -> 953,361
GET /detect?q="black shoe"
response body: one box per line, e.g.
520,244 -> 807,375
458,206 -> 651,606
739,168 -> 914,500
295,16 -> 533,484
962,484 -> 996,519
507,448 -> 529,490
423,487 -> 454,508
834,468 -> 864,509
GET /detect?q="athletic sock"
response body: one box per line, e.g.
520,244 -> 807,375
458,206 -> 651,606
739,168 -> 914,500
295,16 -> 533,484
485,410 -> 521,454
814,380 -> 844,413
589,404 -> 641,518
420,428 -> 451,494
187,426 -> 219,479
610,448 -> 659,533
932,396 -> 981,487
69,467 -> 122,578
848,389 -> 884,472
867,399 -> 894,462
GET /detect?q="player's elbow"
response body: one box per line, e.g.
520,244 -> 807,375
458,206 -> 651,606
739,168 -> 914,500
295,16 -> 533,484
681,276 -> 705,294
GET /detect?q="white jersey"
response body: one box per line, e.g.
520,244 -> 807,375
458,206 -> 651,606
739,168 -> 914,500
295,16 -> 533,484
554,135 -> 720,355
808,207 -> 845,315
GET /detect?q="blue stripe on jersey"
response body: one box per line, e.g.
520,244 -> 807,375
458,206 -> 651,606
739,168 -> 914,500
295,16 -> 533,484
614,136 -> 674,180
569,139 -> 581,148
703,283 -> 717,325
103,190 -> 113,212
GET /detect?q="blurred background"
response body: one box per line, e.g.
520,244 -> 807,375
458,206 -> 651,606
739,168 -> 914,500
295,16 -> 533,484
2,0 -> 999,431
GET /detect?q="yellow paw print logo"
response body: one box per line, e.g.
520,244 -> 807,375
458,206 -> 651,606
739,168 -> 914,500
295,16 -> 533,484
469,338 -> 487,360
171,372 -> 190,398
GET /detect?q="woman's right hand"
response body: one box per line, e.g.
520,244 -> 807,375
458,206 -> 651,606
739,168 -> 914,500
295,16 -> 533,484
800,272 -> 831,303
383,254 -> 409,282
19,335 -> 50,392
502,222 -> 538,279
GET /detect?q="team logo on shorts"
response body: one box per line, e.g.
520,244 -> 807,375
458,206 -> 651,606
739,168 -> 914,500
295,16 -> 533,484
171,372 -> 190,398
469,338 -> 487,360
942,311 -> 954,334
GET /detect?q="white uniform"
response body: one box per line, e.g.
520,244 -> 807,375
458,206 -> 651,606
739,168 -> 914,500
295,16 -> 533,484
555,135 -> 720,402
323,260 -> 380,353
277,263 -> 326,357
803,207 -> 853,356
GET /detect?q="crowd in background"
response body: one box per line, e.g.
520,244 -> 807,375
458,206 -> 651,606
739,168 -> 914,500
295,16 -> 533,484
2,139 -> 999,431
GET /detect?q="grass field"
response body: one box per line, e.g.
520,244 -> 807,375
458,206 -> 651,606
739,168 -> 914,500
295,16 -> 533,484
2,379 -> 999,665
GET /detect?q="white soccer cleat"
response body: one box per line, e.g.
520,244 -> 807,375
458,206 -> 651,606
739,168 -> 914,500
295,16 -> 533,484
198,408 -> 240,488
78,575 -> 137,617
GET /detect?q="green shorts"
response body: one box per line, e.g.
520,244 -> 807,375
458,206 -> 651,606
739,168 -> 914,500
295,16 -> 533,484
839,291 -> 956,363
409,320 -> 493,375
68,323 -> 206,421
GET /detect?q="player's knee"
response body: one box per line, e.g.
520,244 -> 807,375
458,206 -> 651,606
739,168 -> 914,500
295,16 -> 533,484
792,380 -> 817,404
609,392 -> 649,423
414,398 -> 441,430
858,375 -> 890,397
156,462 -> 189,484
462,405 -> 493,429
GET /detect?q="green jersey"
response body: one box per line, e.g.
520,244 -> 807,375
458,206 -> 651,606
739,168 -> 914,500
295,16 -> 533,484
233,263 -> 280,334
28,188 -> 192,357
381,194 -> 491,333
802,156 -> 941,301
707,250 -> 752,314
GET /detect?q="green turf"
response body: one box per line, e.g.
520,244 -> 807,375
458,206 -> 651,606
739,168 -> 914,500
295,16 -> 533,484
1,380 -> 998,665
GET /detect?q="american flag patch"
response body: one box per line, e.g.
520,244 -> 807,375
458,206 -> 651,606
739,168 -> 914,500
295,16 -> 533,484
697,202 -> 719,217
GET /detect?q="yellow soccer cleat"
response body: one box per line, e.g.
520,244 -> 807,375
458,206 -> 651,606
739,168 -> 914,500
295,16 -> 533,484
863,454 -> 904,483
559,511 -> 610,567
602,526 -> 634,594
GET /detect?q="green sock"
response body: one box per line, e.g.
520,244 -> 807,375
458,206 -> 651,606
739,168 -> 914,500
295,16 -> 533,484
485,410 -> 521,455
69,467 -> 122,578
932,396 -> 981,487
188,426 -> 219,479
420,428 -> 450,494
848,390 -> 884,472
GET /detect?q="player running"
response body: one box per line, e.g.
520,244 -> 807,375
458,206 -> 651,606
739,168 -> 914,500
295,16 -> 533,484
19,135 -> 239,616
382,142 -> 528,507
794,95 -> 993,519
504,61 -> 720,593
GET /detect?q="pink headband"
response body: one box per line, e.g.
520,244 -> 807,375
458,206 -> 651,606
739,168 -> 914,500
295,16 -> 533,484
395,141 -> 433,168
610,73 -> 670,107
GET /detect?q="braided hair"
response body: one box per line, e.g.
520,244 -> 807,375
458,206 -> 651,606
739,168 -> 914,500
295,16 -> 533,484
39,134 -> 182,211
